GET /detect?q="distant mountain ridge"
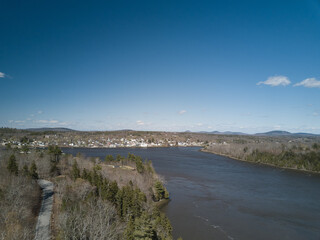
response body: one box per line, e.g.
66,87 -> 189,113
26,127 -> 76,132
255,130 -> 291,136
199,131 -> 248,135
196,130 -> 319,136
255,130 -> 319,137
22,127 -> 319,136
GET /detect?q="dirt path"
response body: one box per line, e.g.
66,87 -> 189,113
34,179 -> 54,240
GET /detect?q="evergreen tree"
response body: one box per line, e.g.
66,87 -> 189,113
154,181 -> 169,201
50,162 -> 59,176
128,153 -> 135,161
136,157 -> 145,174
7,154 -> 18,175
152,207 -> 173,239
107,181 -> 119,204
48,145 -> 62,162
71,160 -> 81,180
105,154 -> 114,162
146,160 -> 154,174
82,168 -> 89,179
116,188 -> 124,217
30,161 -> 39,179
133,212 -> 154,240
22,164 -> 30,176
124,216 -> 135,240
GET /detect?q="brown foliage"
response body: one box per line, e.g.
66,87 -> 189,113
0,153 -> 41,240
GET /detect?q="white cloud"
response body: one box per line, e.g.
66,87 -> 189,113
257,76 -> 291,86
0,72 -> 5,78
294,78 -> 320,88
38,110 -> 43,114
313,112 -> 319,116
14,120 -> 25,123
178,110 -> 187,115
136,120 -> 145,126
36,119 -> 59,124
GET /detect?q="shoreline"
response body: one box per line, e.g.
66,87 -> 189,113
154,198 -> 171,210
200,148 -> 320,175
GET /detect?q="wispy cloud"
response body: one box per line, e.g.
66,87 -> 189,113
257,76 -> 291,87
136,120 -> 145,126
0,72 -> 5,78
294,78 -> 320,88
38,110 -> 43,114
14,120 -> 25,123
36,119 -> 59,124
178,110 -> 187,115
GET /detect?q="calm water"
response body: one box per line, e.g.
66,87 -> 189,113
62,147 -> 320,240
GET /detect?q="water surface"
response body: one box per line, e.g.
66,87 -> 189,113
62,147 -> 320,240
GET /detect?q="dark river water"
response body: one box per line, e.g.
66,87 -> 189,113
62,147 -> 320,240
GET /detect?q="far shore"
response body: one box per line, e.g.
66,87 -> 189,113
200,148 -> 320,175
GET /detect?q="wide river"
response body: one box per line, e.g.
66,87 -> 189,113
62,147 -> 320,240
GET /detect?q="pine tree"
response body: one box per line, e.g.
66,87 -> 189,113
22,164 -> 30,176
116,154 -> 122,162
71,160 -> 80,180
116,188 -> 124,217
107,181 -> 119,204
136,157 -> 144,173
7,154 -> 18,175
82,168 -> 88,179
154,181 -> 165,201
30,161 -> 39,179
105,154 -> 114,162
124,216 -> 135,240
50,161 -> 59,176
48,145 -> 62,162
133,212 -> 154,240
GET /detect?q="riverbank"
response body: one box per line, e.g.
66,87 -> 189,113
155,198 -> 171,209
200,148 -> 320,175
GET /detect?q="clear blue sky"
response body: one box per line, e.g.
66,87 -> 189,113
1,0 -> 320,133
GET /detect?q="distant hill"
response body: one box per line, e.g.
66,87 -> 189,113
196,130 -> 319,137
25,127 -> 76,132
256,130 -> 319,137
255,130 -> 291,136
197,131 -> 247,135
20,128 -> 319,136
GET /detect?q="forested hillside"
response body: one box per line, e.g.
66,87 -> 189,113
0,147 -> 176,240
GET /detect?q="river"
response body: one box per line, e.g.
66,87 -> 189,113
62,147 -> 320,240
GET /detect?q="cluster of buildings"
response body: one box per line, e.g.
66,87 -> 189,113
1,136 -> 204,149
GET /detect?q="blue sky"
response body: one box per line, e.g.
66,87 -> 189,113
1,0 -> 320,133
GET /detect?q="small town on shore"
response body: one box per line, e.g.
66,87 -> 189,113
1,133 -> 205,149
